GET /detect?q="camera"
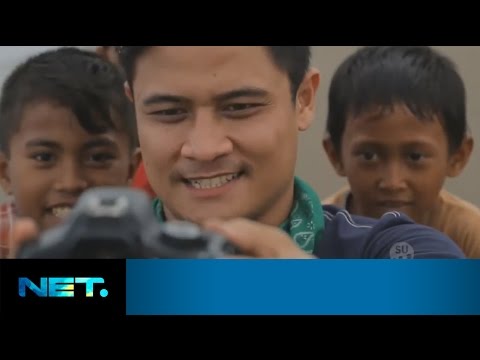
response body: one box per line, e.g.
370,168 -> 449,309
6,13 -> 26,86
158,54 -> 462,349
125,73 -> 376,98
16,187 -> 239,259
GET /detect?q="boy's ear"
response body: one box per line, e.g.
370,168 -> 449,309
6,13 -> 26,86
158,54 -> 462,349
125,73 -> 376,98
0,152 -> 12,195
447,135 -> 474,177
323,136 -> 346,177
127,147 -> 142,186
124,81 -> 133,103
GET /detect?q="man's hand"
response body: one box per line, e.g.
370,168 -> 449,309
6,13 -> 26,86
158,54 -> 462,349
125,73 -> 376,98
203,218 -> 316,259
7,217 -> 316,259
7,218 -> 38,258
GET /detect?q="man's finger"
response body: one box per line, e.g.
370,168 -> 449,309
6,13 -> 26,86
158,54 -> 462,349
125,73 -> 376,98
204,218 -> 312,258
204,218 -> 259,256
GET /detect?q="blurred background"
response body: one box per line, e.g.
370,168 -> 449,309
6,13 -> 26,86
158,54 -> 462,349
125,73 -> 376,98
0,46 -> 478,206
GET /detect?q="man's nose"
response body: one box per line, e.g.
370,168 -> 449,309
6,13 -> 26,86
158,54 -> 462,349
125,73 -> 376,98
181,111 -> 233,161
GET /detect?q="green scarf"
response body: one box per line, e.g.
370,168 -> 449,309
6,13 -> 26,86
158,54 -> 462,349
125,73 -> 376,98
152,176 -> 325,254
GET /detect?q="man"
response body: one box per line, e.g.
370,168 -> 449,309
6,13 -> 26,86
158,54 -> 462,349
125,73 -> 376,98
10,46 -> 465,259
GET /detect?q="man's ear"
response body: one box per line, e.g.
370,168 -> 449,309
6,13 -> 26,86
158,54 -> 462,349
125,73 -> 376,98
0,151 -> 12,195
127,147 -> 142,186
124,81 -> 134,103
296,68 -> 320,131
323,136 -> 346,177
447,135 -> 474,177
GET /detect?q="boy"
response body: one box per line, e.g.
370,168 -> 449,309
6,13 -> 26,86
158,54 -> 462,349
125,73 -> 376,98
0,47 -> 140,257
322,46 -> 480,257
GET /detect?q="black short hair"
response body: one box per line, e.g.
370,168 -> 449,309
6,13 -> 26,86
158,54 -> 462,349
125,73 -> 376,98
116,46 -> 311,101
326,46 -> 467,153
0,47 -> 137,154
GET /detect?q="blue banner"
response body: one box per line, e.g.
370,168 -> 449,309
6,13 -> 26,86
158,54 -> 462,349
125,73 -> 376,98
126,260 -> 480,315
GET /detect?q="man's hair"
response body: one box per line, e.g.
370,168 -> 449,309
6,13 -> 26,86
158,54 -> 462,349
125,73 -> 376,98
326,46 -> 467,153
116,46 -> 311,101
0,47 -> 137,154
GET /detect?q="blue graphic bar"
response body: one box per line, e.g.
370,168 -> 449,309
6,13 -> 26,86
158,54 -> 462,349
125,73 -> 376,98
126,260 -> 480,315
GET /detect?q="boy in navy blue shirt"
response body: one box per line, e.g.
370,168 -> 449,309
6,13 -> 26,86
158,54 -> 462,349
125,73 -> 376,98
322,46 -> 479,258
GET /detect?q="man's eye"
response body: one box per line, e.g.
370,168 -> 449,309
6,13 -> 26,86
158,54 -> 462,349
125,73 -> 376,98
149,108 -> 189,123
158,109 -> 186,116
150,108 -> 187,116
224,103 -> 258,111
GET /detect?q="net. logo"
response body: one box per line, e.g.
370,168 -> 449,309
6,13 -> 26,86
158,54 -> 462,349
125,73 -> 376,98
18,277 -> 109,298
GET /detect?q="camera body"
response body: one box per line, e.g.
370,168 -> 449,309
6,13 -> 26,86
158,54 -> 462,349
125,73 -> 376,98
16,187 -> 238,259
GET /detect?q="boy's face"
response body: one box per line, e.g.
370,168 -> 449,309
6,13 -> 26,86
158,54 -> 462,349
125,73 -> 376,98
324,104 -> 472,223
0,101 -> 138,231
127,46 -> 319,225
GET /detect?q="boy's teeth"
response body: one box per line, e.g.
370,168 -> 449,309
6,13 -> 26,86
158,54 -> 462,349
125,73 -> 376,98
51,207 -> 72,219
189,173 -> 238,189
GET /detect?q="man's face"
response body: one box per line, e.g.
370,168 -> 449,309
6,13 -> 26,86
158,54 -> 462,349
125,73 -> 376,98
130,46 -> 318,225
0,101 -> 138,231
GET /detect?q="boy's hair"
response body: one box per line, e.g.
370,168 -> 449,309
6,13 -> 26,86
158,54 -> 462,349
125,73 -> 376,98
0,47 -> 137,154
326,46 -> 467,153
115,46 -> 311,102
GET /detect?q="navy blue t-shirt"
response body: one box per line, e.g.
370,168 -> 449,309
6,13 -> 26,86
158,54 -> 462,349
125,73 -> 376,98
314,205 -> 465,259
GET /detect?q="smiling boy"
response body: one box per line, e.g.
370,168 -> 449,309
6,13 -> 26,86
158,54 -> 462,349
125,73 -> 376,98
0,47 -> 139,255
